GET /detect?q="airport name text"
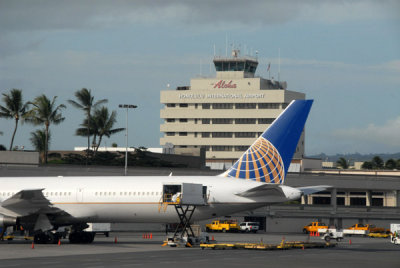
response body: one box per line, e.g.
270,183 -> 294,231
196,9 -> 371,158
178,93 -> 265,99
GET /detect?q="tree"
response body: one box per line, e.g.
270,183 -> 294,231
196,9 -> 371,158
385,159 -> 397,170
26,95 -> 66,164
68,88 -> 108,158
76,107 -> 124,154
30,129 -> 50,163
0,89 -> 29,150
361,161 -> 373,169
372,156 -> 384,169
336,157 -> 349,169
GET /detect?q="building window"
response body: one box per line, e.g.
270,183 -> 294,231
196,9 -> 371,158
179,119 -> 188,122
213,103 -> 233,109
213,118 -> 233,124
202,104 -> 210,109
235,146 -> 248,151
258,103 -> 279,109
212,146 -> 232,151
212,132 -> 233,138
258,118 -> 274,124
236,118 -> 256,124
312,197 -> 331,205
179,103 -> 188,108
202,132 -> 210,138
166,132 -> 175,136
166,104 -> 176,107
282,103 -> 289,109
202,119 -> 210,124
235,132 -> 256,138
235,103 -> 256,109
166,119 -> 175,123
179,132 -> 187,136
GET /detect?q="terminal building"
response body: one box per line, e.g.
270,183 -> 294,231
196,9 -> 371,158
160,50 -> 305,169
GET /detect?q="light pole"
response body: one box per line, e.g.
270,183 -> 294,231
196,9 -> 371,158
119,104 -> 137,176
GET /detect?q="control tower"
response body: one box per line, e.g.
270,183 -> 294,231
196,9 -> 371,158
160,49 -> 303,169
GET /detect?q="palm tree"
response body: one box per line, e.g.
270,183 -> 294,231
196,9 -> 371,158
26,95 -> 66,163
76,107 -> 124,154
68,88 -> 108,157
30,129 -> 50,163
336,157 -> 349,169
0,89 -> 29,150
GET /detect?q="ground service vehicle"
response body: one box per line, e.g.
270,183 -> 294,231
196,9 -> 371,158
320,229 -> 344,242
206,220 -> 240,232
347,223 -> 389,234
303,222 -> 328,234
390,223 -> 400,245
239,222 -> 260,233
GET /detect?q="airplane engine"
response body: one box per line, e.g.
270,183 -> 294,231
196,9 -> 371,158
0,214 -> 17,227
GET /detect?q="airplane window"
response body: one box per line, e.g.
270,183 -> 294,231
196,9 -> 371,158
133,192 -> 136,196
138,192 -> 140,196
143,192 -> 145,196
124,192 -> 127,195
109,192 -> 112,196
99,192 -> 102,196
129,192 -> 131,195
55,192 -> 58,196
69,192 -> 71,196
64,192 -> 67,196
120,192 -> 122,195
7,193 -> 10,196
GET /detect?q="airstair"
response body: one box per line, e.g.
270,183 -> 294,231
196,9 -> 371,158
159,183 -> 208,246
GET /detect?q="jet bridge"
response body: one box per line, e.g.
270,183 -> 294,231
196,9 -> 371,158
159,183 -> 208,246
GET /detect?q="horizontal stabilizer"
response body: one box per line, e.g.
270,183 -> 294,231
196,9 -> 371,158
235,184 -> 285,198
297,185 -> 331,195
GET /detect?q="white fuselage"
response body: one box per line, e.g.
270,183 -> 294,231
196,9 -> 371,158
0,176 -> 300,224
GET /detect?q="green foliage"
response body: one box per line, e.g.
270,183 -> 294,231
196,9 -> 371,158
68,88 -> 108,155
385,159 -> 397,170
372,156 -> 384,169
361,161 -> 373,169
112,143 -> 118,147
336,157 -> 349,169
25,95 -> 65,164
0,89 -> 30,150
0,144 -> 6,151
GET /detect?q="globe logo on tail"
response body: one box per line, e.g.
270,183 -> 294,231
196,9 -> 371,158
223,137 -> 285,184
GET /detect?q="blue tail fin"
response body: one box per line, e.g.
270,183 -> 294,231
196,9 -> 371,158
221,99 -> 313,184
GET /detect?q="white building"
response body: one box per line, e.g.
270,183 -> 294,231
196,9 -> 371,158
160,50 -> 306,169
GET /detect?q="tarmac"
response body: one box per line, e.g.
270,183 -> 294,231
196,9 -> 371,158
0,232 -> 399,268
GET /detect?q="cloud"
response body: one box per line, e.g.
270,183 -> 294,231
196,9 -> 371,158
332,116 -> 400,152
0,0 -> 398,34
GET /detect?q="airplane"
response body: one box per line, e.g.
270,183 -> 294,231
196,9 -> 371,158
0,99 -> 328,244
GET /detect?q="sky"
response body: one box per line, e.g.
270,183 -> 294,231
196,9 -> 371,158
0,0 -> 399,155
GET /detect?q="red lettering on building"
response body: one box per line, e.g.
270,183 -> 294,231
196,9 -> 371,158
213,80 -> 237,89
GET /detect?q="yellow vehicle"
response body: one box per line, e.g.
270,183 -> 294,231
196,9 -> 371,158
347,224 -> 389,234
302,222 -> 328,234
205,220 -> 240,233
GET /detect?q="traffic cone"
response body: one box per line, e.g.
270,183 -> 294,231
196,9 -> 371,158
150,233 -> 153,239
58,239 -> 61,246
114,237 -> 118,243
212,235 -> 214,241
349,239 -> 352,245
142,234 -> 145,239
317,232 -> 320,237
31,242 -> 34,249
310,232 -> 313,237
302,245 -> 305,250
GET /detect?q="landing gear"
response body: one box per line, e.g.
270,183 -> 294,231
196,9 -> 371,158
68,232 -> 95,244
34,232 -> 61,244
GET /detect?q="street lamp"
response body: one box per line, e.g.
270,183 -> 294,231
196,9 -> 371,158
119,104 -> 138,176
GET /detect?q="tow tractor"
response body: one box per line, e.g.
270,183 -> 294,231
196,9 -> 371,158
390,223 -> 400,245
159,183 -> 209,247
318,228 -> 344,242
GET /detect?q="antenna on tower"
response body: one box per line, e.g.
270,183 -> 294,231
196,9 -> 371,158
278,48 -> 281,83
225,33 -> 228,57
